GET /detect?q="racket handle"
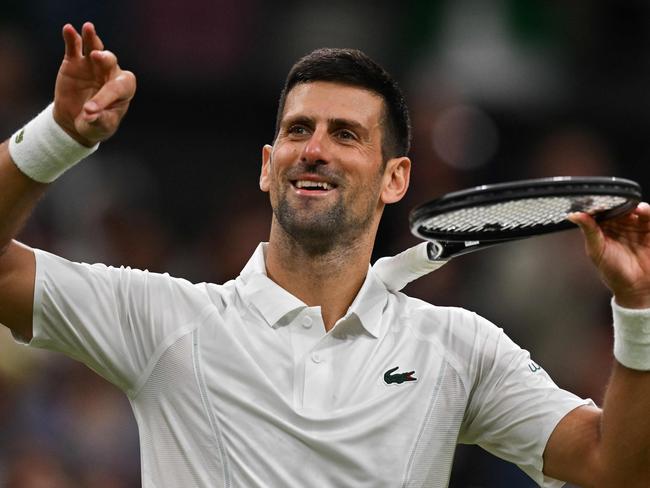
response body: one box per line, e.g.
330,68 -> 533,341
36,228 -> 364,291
373,242 -> 447,291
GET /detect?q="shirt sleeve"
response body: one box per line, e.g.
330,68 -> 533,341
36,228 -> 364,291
23,249 -> 210,396
457,312 -> 594,487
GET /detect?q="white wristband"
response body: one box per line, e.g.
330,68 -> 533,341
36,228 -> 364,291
612,298 -> 650,370
8,103 -> 99,183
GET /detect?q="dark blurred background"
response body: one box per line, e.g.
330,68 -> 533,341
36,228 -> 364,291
0,0 -> 648,486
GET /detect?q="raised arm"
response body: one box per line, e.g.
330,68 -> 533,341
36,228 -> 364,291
0,22 -> 135,341
543,203 -> 650,486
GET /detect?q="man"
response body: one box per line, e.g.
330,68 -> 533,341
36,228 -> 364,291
1,22 -> 650,487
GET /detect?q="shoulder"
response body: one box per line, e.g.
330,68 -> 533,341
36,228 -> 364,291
34,248 -> 237,314
193,278 -> 240,312
386,291 -> 505,375
389,291 -> 500,339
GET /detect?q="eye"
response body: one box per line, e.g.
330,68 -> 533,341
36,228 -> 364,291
287,125 -> 310,136
335,129 -> 357,141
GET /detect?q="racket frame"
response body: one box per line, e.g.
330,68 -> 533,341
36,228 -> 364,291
412,176 -> 642,260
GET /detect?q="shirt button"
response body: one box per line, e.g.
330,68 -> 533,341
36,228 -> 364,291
311,352 -> 321,363
302,316 -> 313,329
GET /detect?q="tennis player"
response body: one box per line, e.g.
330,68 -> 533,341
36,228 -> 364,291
1,22 -> 650,487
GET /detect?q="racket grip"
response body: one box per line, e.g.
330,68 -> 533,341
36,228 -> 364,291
373,242 -> 447,292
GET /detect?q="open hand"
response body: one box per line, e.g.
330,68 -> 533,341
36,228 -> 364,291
53,22 -> 136,147
569,202 -> 650,308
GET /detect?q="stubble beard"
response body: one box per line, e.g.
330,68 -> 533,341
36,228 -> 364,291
273,185 -> 377,257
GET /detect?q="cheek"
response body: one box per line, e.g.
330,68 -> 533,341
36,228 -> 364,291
359,168 -> 385,204
342,170 -> 375,204
273,143 -> 300,162
269,147 -> 298,180
267,154 -> 292,196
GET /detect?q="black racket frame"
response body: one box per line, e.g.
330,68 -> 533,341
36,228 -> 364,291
410,176 -> 642,260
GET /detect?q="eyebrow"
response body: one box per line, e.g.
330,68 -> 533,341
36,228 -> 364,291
281,115 -> 369,135
280,115 -> 313,129
329,118 -> 366,133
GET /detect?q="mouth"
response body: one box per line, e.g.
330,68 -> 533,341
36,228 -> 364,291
290,179 -> 338,195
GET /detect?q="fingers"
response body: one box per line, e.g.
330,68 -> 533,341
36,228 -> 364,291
62,24 -> 82,58
81,22 -> 104,56
57,21 -> 136,145
83,50 -> 125,117
82,70 -> 137,122
634,202 -> 650,222
567,211 -> 590,227
87,51 -> 121,83
62,22 -> 105,58
89,49 -> 119,77
567,211 -> 599,237
568,211 -> 606,261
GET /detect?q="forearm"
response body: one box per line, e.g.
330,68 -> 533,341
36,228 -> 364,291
597,361 -> 650,486
0,139 -> 46,340
596,300 -> 650,486
543,360 -> 650,488
0,139 -> 46,254
0,107 -> 102,338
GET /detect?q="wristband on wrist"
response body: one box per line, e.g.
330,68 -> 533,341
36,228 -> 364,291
612,298 -> 650,370
8,103 -> 99,183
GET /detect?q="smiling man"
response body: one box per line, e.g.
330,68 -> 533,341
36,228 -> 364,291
1,22 -> 650,488
261,77 -> 410,330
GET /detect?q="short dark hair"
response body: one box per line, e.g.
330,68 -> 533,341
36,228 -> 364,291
274,48 -> 411,159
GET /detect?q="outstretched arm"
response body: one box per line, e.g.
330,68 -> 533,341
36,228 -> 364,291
543,203 -> 650,486
0,22 -> 135,341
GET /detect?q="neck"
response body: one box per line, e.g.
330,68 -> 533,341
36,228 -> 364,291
265,220 -> 377,332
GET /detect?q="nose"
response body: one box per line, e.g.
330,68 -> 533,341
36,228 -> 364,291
301,127 -> 329,165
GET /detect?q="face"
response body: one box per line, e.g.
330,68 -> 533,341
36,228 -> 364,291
260,82 -> 409,252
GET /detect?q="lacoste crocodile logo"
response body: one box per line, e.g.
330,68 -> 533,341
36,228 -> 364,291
384,366 -> 417,385
15,129 -> 24,144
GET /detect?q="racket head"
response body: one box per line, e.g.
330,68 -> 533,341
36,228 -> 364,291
410,176 -> 642,242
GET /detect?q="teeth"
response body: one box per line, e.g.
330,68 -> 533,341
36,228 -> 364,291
295,180 -> 333,190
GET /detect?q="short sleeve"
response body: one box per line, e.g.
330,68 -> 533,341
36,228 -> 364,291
26,249 -> 211,396
458,314 -> 594,487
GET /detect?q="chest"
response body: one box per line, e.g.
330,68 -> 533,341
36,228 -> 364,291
187,306 -> 468,486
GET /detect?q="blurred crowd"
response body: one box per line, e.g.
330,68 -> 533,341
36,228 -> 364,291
1,1 -> 649,486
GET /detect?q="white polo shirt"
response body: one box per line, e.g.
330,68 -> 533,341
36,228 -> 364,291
25,243 -> 591,487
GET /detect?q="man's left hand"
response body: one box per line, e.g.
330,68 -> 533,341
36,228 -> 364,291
569,202 -> 650,309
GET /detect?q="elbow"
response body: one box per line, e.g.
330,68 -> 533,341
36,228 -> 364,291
592,454 -> 650,488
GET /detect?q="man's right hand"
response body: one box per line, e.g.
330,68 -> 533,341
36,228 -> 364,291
53,22 -> 136,147
0,23 -> 136,340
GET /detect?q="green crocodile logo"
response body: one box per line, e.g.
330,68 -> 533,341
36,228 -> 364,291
384,366 -> 417,385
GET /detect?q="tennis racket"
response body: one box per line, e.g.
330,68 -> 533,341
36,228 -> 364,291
374,176 -> 642,291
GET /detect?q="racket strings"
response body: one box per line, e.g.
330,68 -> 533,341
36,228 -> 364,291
421,195 -> 628,233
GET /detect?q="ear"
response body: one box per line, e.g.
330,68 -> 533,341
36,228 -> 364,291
381,156 -> 411,204
259,144 -> 273,192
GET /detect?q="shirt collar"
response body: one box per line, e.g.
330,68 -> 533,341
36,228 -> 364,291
343,265 -> 387,338
237,243 -> 388,338
238,243 -> 306,327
